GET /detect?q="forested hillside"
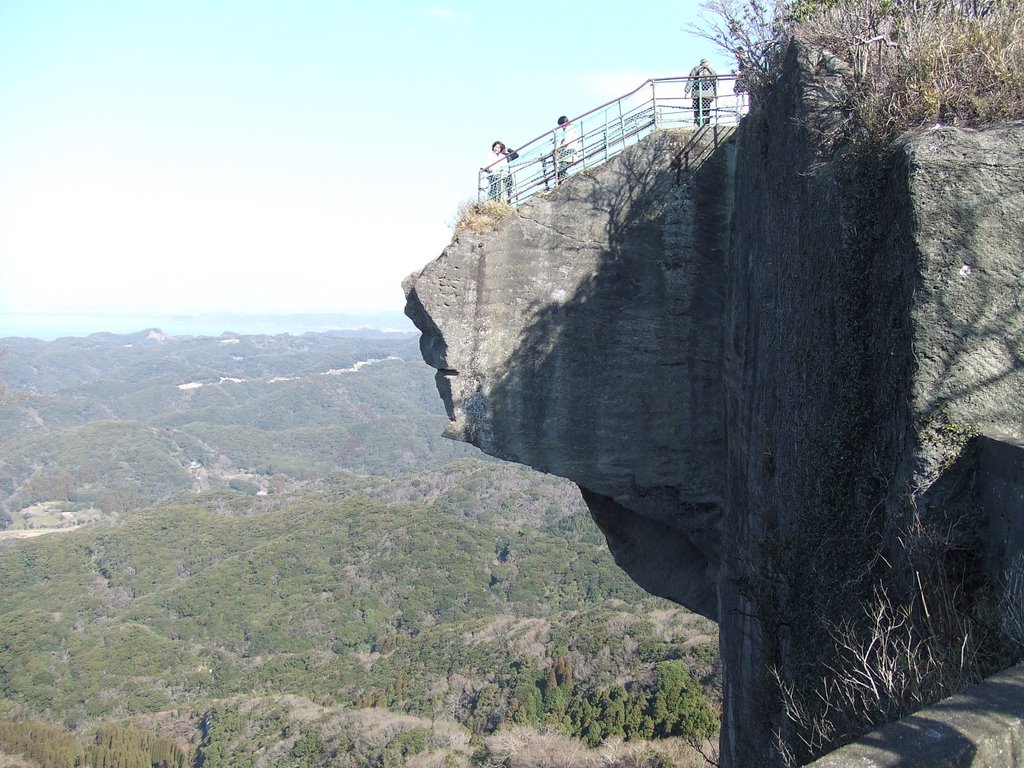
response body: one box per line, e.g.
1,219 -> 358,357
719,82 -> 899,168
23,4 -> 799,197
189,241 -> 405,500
0,331 -> 719,767
0,331 -> 471,528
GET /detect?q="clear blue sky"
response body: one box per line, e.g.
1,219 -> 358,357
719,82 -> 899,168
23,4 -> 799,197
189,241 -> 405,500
0,0 -> 722,322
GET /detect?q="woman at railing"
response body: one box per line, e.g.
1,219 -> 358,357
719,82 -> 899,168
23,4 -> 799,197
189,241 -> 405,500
482,141 -> 513,203
477,74 -> 748,206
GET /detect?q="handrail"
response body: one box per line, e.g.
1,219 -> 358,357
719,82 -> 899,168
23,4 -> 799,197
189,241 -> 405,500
513,77 -> 661,157
478,74 -> 748,207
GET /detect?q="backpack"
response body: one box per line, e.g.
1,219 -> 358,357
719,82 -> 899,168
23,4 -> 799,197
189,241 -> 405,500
696,66 -> 717,97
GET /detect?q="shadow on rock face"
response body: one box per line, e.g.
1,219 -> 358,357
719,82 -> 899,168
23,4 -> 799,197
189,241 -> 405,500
402,129 -> 737,622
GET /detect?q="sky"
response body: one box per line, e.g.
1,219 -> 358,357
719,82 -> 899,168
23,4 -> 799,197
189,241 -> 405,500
0,0 -> 723,333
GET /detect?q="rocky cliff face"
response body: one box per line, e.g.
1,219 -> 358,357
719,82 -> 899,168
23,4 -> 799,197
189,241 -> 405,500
405,128 -> 736,620
404,41 -> 1024,767
719,44 -> 1024,764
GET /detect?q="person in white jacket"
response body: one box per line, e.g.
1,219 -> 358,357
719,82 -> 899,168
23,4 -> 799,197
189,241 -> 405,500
555,116 -> 580,182
483,141 -> 512,202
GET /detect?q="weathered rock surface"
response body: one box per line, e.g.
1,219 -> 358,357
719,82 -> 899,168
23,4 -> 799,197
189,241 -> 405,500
403,41 -> 1024,767
719,44 -> 1024,763
405,128 -> 736,620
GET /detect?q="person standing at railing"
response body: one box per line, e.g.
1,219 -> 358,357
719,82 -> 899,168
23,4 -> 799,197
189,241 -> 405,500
483,141 -> 513,203
555,116 -> 580,182
685,58 -> 717,126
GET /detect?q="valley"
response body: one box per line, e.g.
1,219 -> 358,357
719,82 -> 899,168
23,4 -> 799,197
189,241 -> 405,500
0,330 -> 720,767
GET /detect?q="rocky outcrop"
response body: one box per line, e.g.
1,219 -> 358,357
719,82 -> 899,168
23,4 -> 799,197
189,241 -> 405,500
404,41 -> 1024,767
405,128 -> 736,620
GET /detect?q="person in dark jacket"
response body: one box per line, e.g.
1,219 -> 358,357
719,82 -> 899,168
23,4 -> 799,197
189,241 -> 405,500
685,58 -> 717,126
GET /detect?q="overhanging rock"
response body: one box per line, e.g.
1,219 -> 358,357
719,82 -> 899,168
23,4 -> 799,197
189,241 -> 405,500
404,128 -> 736,621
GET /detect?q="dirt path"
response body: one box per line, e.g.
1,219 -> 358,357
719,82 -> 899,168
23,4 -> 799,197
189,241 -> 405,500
0,527 -> 77,542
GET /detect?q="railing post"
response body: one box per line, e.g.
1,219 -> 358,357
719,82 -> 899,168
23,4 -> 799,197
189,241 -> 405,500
579,118 -> 586,170
553,132 -> 559,187
603,110 -> 610,161
651,80 -> 658,129
548,131 -> 558,190
617,99 -> 625,151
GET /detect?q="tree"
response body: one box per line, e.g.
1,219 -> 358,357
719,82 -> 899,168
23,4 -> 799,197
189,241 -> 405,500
290,730 -> 325,766
598,685 -> 628,738
649,661 -> 718,739
686,0 -> 790,97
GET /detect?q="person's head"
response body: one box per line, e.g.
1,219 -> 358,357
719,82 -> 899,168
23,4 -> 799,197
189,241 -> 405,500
557,116 -> 569,127
700,58 -> 710,66
491,141 -> 505,153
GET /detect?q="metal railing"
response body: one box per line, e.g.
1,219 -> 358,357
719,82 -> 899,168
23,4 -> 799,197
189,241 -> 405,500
478,75 -> 749,207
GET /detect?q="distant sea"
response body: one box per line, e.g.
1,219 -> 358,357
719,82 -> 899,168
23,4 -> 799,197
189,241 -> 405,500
0,311 -> 417,341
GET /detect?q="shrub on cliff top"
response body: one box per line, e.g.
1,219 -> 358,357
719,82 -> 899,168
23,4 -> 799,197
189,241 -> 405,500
689,0 -> 791,97
694,0 -> 1024,138
802,0 -> 1024,135
453,198 -> 515,235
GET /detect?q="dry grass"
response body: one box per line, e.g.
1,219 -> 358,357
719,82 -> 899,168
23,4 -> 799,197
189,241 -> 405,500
483,726 -> 717,768
800,0 -> 1024,136
1000,552 -> 1024,655
453,199 -> 515,235
461,615 -> 551,661
0,527 -> 77,541
772,580 -> 983,765
695,0 -> 1024,140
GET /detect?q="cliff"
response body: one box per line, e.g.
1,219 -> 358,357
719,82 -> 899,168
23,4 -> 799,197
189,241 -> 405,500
404,40 -> 1024,766
405,127 -> 734,620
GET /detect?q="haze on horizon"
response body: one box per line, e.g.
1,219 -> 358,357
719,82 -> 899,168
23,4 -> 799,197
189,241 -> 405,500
0,308 -> 417,342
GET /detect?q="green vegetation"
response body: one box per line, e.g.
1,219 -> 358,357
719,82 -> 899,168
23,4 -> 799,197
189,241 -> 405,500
0,334 -> 472,526
0,330 -> 721,766
0,488 -> 718,730
0,347 -> 25,405
0,722 -> 188,768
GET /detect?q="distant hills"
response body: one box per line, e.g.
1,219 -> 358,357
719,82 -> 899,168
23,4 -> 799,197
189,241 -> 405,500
0,331 -> 471,525
0,310 -> 416,341
0,330 -> 720,767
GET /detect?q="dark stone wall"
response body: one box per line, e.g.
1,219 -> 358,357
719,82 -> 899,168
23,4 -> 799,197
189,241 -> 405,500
980,434 -> 1024,582
721,41 -> 879,763
721,40 -> 1024,766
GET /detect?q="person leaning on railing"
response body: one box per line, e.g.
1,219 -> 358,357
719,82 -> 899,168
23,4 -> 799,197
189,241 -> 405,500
483,141 -> 513,203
